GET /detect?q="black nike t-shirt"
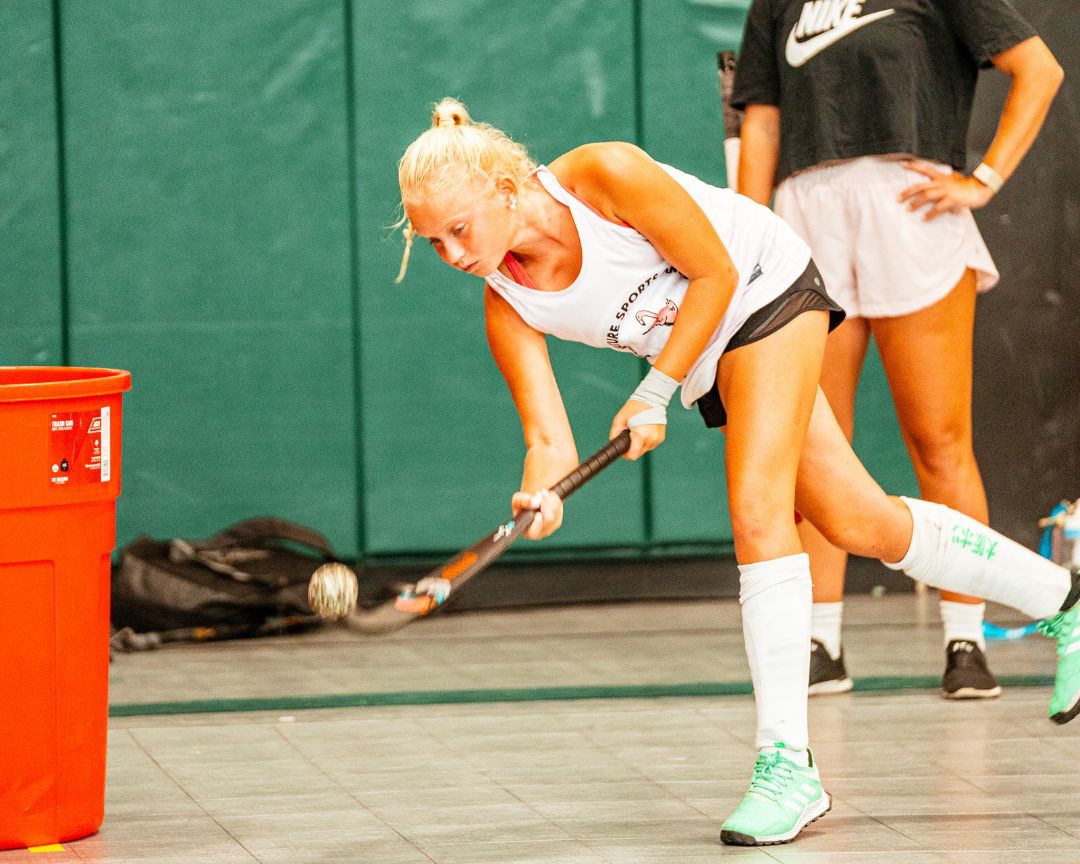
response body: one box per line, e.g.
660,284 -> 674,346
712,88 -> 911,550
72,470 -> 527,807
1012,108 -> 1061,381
732,0 -> 1036,183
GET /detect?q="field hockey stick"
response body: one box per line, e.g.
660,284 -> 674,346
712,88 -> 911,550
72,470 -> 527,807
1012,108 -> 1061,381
717,50 -> 742,193
309,430 -> 632,635
110,615 -> 322,651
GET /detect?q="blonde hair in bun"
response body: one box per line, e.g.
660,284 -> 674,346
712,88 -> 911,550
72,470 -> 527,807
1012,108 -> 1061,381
400,98 -> 534,199
432,98 -> 469,129
395,98 -> 535,282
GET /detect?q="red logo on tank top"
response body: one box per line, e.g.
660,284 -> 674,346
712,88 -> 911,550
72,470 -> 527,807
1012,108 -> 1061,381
635,299 -> 679,334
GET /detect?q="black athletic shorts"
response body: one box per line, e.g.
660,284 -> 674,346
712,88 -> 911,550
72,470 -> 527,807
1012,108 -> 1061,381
694,259 -> 845,429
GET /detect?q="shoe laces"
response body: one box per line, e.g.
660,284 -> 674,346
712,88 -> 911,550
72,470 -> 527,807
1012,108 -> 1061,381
948,639 -> 977,655
1037,612 -> 1069,641
945,640 -> 986,668
747,750 -> 795,802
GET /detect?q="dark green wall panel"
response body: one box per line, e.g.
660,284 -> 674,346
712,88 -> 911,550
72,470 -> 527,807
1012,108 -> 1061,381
0,0 -> 62,365
640,0 -> 749,186
352,0 -> 647,555
59,0 -> 359,554
647,409 -> 731,546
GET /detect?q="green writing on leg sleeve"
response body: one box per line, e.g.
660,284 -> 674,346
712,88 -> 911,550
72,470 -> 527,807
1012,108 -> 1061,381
951,525 -> 997,560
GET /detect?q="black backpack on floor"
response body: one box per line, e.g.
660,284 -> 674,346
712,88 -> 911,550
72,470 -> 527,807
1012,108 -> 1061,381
110,517 -> 338,649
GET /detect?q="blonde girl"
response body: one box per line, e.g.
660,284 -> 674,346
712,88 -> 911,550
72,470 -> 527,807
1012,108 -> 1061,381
395,98 -> 1080,847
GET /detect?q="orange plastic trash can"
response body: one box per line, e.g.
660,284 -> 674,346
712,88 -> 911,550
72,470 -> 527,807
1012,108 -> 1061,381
0,367 -> 131,850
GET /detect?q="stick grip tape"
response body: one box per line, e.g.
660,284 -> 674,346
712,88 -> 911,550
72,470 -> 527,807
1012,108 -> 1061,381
550,430 -> 631,501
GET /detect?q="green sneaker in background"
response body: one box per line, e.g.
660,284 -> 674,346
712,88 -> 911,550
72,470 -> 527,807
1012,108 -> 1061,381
1038,584 -> 1080,724
720,744 -> 831,846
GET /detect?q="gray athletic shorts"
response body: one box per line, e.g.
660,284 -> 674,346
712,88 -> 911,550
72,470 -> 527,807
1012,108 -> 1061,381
694,259 -> 844,429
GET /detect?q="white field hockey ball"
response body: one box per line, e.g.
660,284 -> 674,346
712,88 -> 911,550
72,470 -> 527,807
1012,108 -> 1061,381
308,562 -> 359,621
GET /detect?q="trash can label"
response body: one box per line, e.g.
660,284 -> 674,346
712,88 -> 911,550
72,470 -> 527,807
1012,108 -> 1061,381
49,408 -> 111,486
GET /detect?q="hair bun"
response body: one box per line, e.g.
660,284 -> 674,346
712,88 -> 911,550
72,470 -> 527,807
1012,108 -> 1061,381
432,98 -> 470,129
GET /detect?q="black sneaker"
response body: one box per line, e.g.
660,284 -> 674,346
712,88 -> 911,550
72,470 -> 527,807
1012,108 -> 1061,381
809,638 -> 853,695
942,640 -> 1002,700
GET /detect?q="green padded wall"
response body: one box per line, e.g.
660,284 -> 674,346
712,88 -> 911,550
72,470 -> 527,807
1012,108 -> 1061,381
641,0 -> 745,186
7,0 -> 917,565
58,0 -> 360,554
639,0 -> 745,546
0,0 -> 63,366
351,0 -> 647,555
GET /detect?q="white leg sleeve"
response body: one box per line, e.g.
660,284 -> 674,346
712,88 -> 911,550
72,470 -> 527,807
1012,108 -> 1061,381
885,497 -> 1072,620
739,553 -> 812,752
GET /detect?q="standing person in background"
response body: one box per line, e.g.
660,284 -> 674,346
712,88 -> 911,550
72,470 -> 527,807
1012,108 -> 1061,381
733,0 -> 1063,699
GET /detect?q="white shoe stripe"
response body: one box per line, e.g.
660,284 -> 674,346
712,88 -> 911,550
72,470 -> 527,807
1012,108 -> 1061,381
736,793 -> 832,844
783,801 -> 802,812
1066,641 -> 1080,655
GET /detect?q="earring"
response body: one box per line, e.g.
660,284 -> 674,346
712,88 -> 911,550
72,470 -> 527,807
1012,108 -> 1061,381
509,196 -> 518,211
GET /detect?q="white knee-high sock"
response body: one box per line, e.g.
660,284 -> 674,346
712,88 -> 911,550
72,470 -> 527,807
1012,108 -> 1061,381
885,497 -> 1072,620
739,553 -> 812,758
940,600 -> 986,649
811,601 -> 844,659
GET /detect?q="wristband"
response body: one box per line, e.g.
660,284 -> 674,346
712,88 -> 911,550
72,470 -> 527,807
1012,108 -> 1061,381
627,367 -> 680,427
972,162 -> 1003,194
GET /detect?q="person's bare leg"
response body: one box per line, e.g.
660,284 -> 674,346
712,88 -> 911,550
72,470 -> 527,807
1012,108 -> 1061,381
799,318 -> 869,692
719,313 -> 828,566
801,317 -> 870,604
795,391 -> 913,564
871,270 -> 987,596
872,270 -> 998,696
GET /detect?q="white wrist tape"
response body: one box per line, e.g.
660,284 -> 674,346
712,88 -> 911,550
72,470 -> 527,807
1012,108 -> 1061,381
627,367 -> 680,428
628,406 -> 668,428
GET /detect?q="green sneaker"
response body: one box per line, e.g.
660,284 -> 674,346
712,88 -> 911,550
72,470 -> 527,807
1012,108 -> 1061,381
720,744 -> 831,846
1037,576 -> 1080,724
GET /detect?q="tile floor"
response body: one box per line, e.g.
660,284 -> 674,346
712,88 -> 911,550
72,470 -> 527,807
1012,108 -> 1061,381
3,592 -> 1079,863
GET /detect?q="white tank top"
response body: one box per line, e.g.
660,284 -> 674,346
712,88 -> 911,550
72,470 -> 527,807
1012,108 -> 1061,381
486,164 -> 811,408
